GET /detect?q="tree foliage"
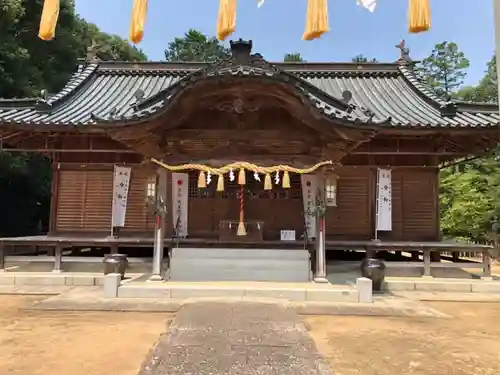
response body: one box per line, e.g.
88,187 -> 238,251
416,41 -> 470,99
164,29 -> 230,62
0,0 -> 146,236
352,54 -> 378,63
425,43 -> 500,242
284,53 -> 305,62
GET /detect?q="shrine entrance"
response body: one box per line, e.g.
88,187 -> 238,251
185,170 -> 305,241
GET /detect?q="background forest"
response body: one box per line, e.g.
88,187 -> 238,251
0,0 -> 498,243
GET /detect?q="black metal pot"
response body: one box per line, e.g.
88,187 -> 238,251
360,257 -> 386,291
103,254 -> 129,280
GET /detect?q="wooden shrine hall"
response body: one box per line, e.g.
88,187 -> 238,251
0,39 -> 498,280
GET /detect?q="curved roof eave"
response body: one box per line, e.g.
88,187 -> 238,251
88,63 -> 389,130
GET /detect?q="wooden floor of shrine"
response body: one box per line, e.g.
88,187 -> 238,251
0,233 -> 493,252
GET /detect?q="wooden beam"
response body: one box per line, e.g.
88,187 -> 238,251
158,156 -> 325,167
162,129 -> 321,143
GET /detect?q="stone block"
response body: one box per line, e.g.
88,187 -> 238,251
103,273 -> 121,298
415,281 -> 472,292
118,285 -> 171,298
15,275 -> 66,286
245,288 -> 306,301
170,286 -> 244,299
95,276 -> 105,286
471,282 -> 500,293
356,277 -> 373,303
306,289 -> 358,303
383,280 -> 416,291
65,275 -> 96,286
0,275 -> 15,285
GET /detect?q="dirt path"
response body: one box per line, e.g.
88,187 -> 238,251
0,295 -> 170,375
305,301 -> 500,375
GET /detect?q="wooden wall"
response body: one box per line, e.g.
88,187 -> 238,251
53,164 -> 155,234
326,166 -> 439,241
51,164 -> 439,242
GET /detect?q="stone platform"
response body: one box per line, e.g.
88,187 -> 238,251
138,301 -> 333,375
115,279 -> 361,302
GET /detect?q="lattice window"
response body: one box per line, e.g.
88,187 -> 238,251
187,171 -> 302,200
146,176 -> 157,198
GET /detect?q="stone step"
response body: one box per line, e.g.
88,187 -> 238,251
117,283 -> 359,302
169,266 -> 310,282
171,247 -> 310,260
171,257 -> 309,269
169,247 -> 311,282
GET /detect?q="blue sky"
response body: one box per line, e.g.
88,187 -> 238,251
75,0 -> 495,86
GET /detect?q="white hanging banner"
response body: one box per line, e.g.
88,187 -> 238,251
301,174 -> 319,239
357,0 -> 376,12
171,173 -> 189,238
376,168 -> 392,231
111,166 -> 132,228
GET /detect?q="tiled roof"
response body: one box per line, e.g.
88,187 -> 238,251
0,56 -> 499,129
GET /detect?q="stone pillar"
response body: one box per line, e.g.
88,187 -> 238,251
150,168 -> 168,281
314,173 -> 328,283
52,245 -> 63,273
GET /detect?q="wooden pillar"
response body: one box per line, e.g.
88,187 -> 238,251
0,242 -> 5,271
53,245 -> 62,273
48,161 -> 60,233
482,250 -> 492,279
430,251 -> 441,262
423,249 -> 432,277
151,168 -> 167,281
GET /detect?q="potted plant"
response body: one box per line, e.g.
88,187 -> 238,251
361,256 -> 386,292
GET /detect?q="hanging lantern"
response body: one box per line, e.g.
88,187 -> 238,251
130,0 -> 148,44
325,173 -> 338,207
198,171 -> 207,189
38,0 -> 60,41
217,174 -> 225,192
408,0 -> 431,33
238,168 -> 246,185
264,174 -> 272,190
302,0 -> 329,41
217,0 -> 237,40
282,171 -> 291,189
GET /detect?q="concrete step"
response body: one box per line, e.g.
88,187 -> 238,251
171,247 -> 310,260
169,266 -> 310,282
169,247 -> 311,282
117,282 -> 359,302
171,257 -> 309,269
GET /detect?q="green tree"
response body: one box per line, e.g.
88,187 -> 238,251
473,55 -> 497,103
352,54 -> 378,63
284,53 -> 305,62
440,156 -> 500,242
164,29 -> 230,62
455,55 -> 498,103
0,0 -> 146,98
417,41 -> 470,99
0,0 -> 147,236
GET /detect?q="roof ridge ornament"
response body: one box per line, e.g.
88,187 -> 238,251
230,39 -> 253,63
395,40 -> 412,65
